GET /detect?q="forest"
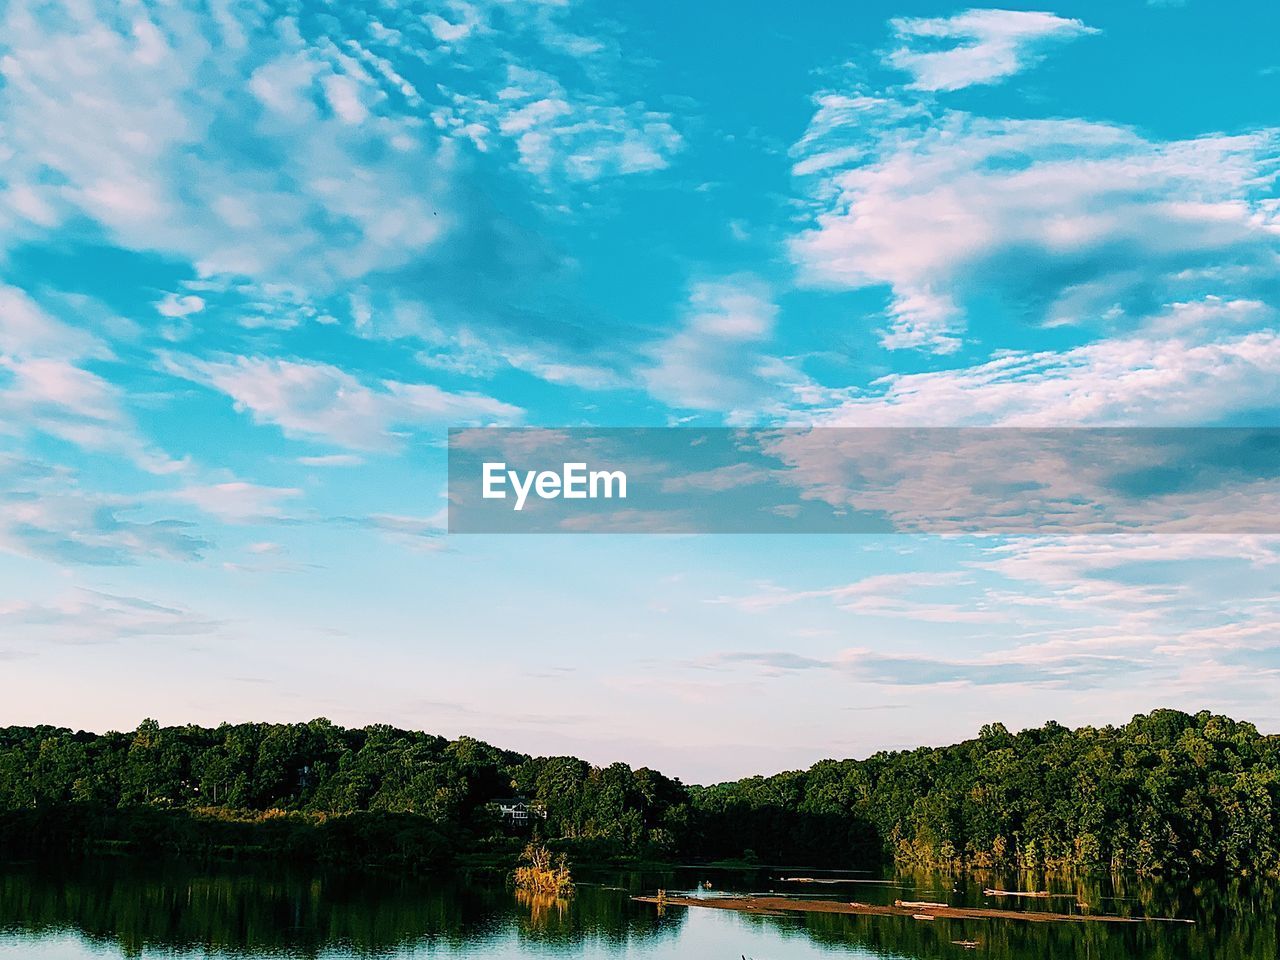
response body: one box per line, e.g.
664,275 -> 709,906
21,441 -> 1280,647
1,709 -> 1276,877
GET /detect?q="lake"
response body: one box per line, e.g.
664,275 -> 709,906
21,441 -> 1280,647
0,859 -> 1276,959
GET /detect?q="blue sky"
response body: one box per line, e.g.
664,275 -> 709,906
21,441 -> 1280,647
1,0 -> 1278,782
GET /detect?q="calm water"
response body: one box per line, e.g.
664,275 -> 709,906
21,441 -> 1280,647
0,859 -> 1276,959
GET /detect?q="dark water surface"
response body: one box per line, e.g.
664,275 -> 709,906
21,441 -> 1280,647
0,859 -> 1276,958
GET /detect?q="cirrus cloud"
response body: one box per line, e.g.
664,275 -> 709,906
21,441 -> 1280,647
162,354 -> 523,451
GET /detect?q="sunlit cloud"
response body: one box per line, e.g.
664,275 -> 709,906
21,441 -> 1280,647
886,9 -> 1098,91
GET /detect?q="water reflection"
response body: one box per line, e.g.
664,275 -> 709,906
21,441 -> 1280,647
0,860 -> 682,958
0,860 -> 1276,959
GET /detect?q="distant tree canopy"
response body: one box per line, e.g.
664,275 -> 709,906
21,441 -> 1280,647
1,709 -> 1277,876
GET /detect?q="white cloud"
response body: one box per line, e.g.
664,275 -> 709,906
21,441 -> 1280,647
163,354 -> 522,450
0,355 -> 183,473
790,100 -> 1280,353
783,15 -> 1280,438
813,326 -> 1280,426
0,284 -> 186,471
0,285 -> 107,359
0,0 -> 695,433
156,293 -> 205,318
715,571 -> 997,623
0,456 -> 208,566
886,9 -> 1098,92
425,8 -> 481,45
0,589 -> 221,645
297,454 -> 365,468
320,72 -> 369,124
975,536 -> 1280,671
333,512 -> 447,551
0,2 -> 461,286
661,463 -> 776,494
704,535 -> 1280,694
981,535 -> 1279,595
167,481 -> 301,523
444,65 -> 682,183
415,331 -> 624,390
0,1 -> 458,285
0,0 -> 685,418
641,279 -> 792,413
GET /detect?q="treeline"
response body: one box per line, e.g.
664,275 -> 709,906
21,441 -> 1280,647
1,710 -> 1277,876
0,720 -> 686,869
689,711 -> 1280,876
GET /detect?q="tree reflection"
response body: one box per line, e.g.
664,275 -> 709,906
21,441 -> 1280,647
0,861 -> 1275,959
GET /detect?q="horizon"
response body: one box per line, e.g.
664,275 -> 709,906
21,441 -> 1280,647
9,704 -> 1275,786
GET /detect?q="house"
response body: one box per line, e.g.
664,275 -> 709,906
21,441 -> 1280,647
488,797 -> 547,825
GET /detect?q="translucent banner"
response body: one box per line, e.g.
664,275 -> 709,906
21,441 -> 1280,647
448,428 -> 1280,534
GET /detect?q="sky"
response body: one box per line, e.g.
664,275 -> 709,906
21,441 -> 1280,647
1,0 -> 1279,784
